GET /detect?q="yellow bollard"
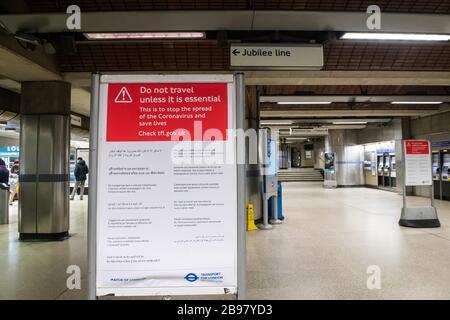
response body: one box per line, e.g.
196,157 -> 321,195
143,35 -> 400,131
247,204 -> 258,231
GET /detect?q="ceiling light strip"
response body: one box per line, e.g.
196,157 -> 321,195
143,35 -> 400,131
84,32 -> 206,40
341,33 -> 450,41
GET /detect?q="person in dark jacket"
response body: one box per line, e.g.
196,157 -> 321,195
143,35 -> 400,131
0,158 -> 9,185
70,157 -> 89,200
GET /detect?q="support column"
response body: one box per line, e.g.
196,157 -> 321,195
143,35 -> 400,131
19,81 -> 71,240
396,117 -> 413,196
327,129 -> 364,186
244,85 -> 263,221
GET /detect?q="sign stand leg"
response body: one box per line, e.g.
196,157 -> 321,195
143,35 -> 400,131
88,73 -> 101,300
235,73 -> 247,300
399,139 -> 440,228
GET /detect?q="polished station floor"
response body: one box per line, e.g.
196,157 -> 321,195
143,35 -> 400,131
247,182 -> 450,299
1,183 -> 450,299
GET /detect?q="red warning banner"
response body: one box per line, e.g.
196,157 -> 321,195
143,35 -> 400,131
405,140 -> 430,155
106,83 -> 228,142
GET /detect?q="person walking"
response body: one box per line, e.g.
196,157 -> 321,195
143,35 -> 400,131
9,160 -> 19,205
70,157 -> 89,200
0,159 -> 9,185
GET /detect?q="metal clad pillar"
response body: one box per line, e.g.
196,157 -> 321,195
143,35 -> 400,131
244,85 -> 263,220
327,129 -> 363,186
19,81 -> 71,240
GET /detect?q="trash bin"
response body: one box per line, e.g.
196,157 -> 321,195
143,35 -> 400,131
0,183 -> 9,224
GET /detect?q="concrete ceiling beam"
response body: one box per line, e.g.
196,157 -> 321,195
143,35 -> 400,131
246,71 -> 450,86
1,11 -> 449,34
0,33 -> 92,116
63,71 -> 450,87
261,110 -> 440,118
0,31 -> 60,82
261,96 -> 450,103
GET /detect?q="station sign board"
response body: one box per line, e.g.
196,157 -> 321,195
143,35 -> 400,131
230,43 -> 323,70
404,140 -> 432,186
0,146 -> 19,157
93,74 -> 238,297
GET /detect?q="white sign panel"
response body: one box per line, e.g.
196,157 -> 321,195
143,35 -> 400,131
96,74 -> 237,296
404,140 -> 432,186
230,44 -> 323,70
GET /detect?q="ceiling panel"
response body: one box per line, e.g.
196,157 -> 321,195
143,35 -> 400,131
59,41 -> 229,71
57,40 -> 450,72
262,85 -> 450,95
20,0 -> 450,14
324,41 -> 450,71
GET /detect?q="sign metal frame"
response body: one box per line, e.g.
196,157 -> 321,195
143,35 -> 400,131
230,43 -> 324,70
88,73 -> 246,299
399,139 -> 440,228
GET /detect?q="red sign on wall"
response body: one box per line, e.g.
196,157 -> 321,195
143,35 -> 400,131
405,140 -> 430,155
106,83 -> 228,142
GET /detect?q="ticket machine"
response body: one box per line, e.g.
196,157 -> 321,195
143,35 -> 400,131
377,154 -> 384,186
390,155 -> 397,187
442,152 -> 450,181
432,151 -> 441,199
383,152 -> 391,187
442,150 -> 450,200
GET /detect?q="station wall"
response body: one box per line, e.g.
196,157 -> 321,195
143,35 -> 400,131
357,118 -> 403,145
326,119 -> 405,188
300,142 -> 315,167
0,135 -> 19,147
313,139 -> 325,169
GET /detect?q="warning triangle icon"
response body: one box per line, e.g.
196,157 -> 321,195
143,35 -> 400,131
114,87 -> 133,103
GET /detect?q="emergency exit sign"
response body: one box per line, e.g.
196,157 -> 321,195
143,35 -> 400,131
230,44 -> 323,70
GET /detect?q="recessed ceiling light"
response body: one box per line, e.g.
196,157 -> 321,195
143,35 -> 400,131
341,33 -> 450,41
260,120 -> 293,125
277,102 -> 332,105
285,137 -> 307,140
84,32 -> 206,40
391,101 -> 443,105
332,121 -> 368,125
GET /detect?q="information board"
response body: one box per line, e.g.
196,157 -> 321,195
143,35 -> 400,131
404,140 -> 432,186
230,44 -> 323,70
94,74 -> 238,297
0,146 -> 19,157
